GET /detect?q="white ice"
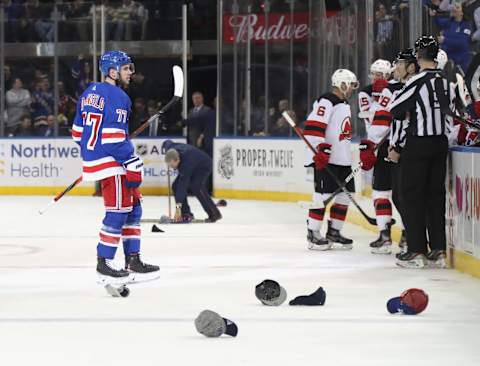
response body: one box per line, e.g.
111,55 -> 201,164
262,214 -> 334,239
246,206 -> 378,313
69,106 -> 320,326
0,195 -> 479,366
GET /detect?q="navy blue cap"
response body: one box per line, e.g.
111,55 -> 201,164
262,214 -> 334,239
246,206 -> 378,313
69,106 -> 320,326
387,297 -> 417,315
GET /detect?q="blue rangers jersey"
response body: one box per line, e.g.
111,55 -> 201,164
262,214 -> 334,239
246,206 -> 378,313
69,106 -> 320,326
72,82 -> 134,181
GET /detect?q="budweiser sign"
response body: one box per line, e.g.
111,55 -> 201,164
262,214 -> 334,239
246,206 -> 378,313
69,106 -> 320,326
223,12 -> 310,44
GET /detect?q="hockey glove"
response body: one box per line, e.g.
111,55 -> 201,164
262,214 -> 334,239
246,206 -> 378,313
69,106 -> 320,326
359,139 -> 377,171
123,156 -> 144,188
372,78 -> 389,101
313,143 -> 331,170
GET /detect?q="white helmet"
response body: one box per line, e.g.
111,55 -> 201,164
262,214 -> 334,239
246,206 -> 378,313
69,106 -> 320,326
331,69 -> 359,91
436,49 -> 448,70
370,59 -> 392,79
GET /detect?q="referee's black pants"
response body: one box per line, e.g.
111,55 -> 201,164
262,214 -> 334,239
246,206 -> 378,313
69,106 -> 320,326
400,135 -> 448,254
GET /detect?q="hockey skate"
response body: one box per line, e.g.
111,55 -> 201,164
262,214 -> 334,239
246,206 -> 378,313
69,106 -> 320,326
370,228 -> 392,254
395,230 -> 408,259
96,257 -> 133,297
125,253 -> 160,283
326,221 -> 353,250
396,252 -> 428,269
96,257 -> 131,285
307,229 -> 331,251
427,250 -> 447,269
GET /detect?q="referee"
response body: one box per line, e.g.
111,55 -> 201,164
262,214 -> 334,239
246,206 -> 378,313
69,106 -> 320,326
387,35 -> 455,269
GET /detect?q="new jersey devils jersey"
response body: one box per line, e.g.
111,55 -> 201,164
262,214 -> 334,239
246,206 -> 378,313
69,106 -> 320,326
303,93 -> 352,167
369,81 -> 404,144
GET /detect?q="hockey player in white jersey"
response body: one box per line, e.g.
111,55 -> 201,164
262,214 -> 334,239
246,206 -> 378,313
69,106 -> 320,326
360,49 -> 418,255
358,59 -> 392,125
358,59 -> 392,195
303,69 -> 359,250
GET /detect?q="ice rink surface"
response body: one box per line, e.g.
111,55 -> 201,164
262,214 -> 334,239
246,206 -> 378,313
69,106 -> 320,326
1,195 -> 479,366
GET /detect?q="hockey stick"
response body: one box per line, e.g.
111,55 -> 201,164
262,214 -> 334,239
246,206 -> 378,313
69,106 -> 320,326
167,167 -> 172,219
282,112 -> 377,226
39,65 -> 184,215
322,131 -> 390,207
434,77 -> 480,131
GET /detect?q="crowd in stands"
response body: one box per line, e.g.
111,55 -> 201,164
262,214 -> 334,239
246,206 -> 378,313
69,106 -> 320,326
374,0 -> 480,73
0,0 -> 215,42
1,57 -> 178,138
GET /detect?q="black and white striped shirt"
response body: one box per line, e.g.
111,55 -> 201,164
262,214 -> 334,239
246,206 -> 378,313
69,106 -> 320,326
388,69 -> 455,137
390,117 -> 408,150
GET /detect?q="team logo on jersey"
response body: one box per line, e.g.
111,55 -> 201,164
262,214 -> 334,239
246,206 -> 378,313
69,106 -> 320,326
339,117 -> 352,141
218,144 -> 234,180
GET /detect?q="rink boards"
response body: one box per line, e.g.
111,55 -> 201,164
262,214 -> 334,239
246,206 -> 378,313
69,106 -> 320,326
0,137 -> 185,196
448,147 -> 480,277
212,137 -> 362,201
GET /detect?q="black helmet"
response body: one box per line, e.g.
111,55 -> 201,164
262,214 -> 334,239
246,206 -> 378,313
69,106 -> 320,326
414,35 -> 439,60
396,48 -> 417,63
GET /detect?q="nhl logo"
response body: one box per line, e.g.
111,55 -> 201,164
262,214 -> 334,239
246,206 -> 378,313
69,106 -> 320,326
136,144 -> 148,156
217,144 -> 234,180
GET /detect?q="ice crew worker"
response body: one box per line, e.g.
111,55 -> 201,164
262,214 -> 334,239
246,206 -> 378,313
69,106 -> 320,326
387,35 -> 455,269
162,140 -> 222,223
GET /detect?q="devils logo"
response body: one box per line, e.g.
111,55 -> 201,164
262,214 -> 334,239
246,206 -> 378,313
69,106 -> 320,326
339,117 -> 352,141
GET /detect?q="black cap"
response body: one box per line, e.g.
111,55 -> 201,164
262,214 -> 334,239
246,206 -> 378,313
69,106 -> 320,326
414,35 -> 439,60
289,287 -> 326,306
396,48 -> 416,63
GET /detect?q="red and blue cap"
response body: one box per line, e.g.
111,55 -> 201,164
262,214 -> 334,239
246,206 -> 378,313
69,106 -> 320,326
387,288 -> 429,315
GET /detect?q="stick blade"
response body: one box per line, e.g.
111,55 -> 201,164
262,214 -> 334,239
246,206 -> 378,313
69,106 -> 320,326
282,111 -> 296,127
38,200 -> 55,215
173,65 -> 184,98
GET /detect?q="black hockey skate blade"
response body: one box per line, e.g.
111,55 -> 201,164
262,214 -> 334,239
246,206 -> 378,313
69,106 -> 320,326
151,224 -> 164,233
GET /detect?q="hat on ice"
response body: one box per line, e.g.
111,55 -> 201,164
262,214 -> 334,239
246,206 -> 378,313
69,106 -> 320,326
195,310 -> 238,338
255,279 -> 287,306
387,288 -> 429,315
289,287 -> 326,306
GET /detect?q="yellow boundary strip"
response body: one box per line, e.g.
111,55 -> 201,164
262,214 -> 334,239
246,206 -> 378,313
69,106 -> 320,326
0,186 -> 170,196
214,188 -> 311,202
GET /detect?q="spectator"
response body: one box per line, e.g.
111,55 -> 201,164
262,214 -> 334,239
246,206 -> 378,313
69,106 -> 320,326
184,91 -> 211,147
65,0 -> 90,41
71,58 -> 94,98
25,0 -> 54,42
6,78 -> 32,136
434,2 -> 473,72
471,3 -> 480,48
57,81 -> 77,124
269,99 -> 289,130
250,95 -> 266,135
4,0 -> 26,42
392,0 -> 409,14
146,100 -> 160,136
35,114 -> 56,137
375,3 -> 395,60
31,78 -> 54,126
270,110 -> 296,137
197,99 -> 216,158
108,0 -> 146,41
128,71 -> 156,102
129,97 -> 149,135
14,115 -> 34,137
3,65 -> 13,91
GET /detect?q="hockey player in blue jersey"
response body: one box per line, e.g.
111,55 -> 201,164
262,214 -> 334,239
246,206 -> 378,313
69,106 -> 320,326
72,50 -> 159,283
